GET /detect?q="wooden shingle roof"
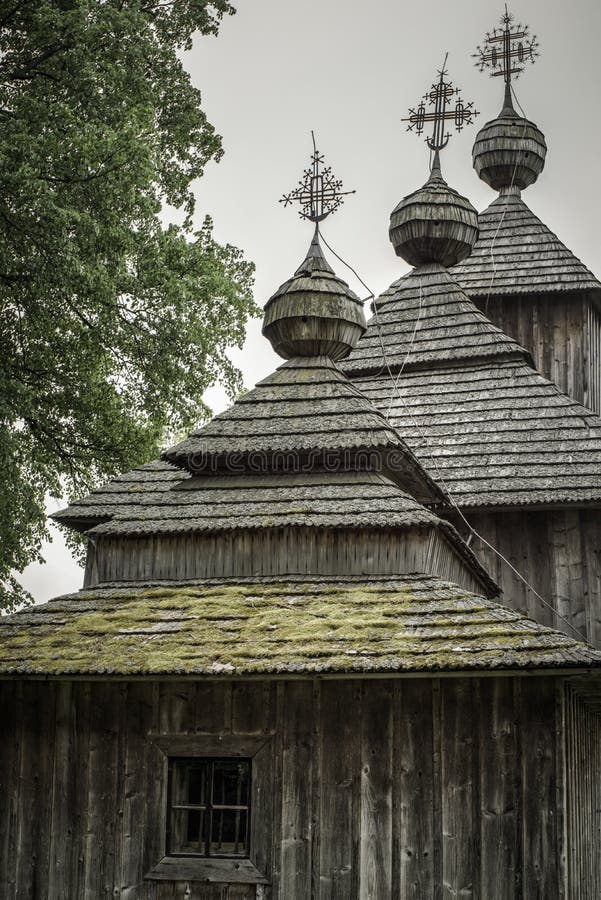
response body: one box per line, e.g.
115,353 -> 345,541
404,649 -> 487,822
453,190 -> 601,299
161,355 -> 446,504
164,356 -> 404,457
1,576 -> 599,677
59,471 -> 440,536
357,361 -> 601,509
345,266 -> 601,508
342,263 -> 528,374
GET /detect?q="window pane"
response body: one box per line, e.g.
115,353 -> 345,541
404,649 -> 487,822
169,808 -> 206,855
210,808 -> 249,857
211,760 -> 250,808
170,760 -> 207,807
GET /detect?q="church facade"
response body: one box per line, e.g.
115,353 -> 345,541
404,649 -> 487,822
1,28 -> 601,900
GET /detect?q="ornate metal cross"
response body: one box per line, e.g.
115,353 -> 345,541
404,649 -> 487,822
280,133 -> 355,223
402,58 -> 478,152
474,5 -> 539,82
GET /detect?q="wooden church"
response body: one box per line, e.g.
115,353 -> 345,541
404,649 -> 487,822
1,12 -> 601,900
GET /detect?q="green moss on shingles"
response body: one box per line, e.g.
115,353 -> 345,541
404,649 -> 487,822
0,580 -> 598,676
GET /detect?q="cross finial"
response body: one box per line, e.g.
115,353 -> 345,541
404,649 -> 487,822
402,55 -> 479,153
280,132 -> 355,223
474,5 -> 540,84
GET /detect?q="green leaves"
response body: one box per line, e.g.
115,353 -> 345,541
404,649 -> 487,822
0,0 -> 257,610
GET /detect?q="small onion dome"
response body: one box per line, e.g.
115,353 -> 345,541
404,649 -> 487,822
389,152 -> 479,268
262,229 -> 366,361
472,85 -> 547,191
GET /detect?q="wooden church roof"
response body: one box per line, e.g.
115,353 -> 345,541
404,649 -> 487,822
453,190 -> 601,299
345,262 -> 529,373
21,192 -> 601,679
1,576 -> 600,677
54,354 -> 450,535
345,265 -> 601,509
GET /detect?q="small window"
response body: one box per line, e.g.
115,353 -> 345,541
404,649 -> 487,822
167,758 -> 251,858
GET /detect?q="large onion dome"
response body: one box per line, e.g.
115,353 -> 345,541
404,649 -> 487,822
389,152 -> 479,268
472,85 -> 547,192
262,228 -> 366,361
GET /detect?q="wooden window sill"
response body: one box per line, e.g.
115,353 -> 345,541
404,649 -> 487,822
145,856 -> 269,885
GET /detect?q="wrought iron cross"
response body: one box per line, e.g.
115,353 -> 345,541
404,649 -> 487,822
474,5 -> 539,82
280,133 -> 355,223
402,58 -> 478,152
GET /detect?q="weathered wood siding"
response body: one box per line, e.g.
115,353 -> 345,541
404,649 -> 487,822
564,682 -> 601,900
465,509 -> 601,647
0,676 -> 574,899
85,527 -> 490,598
472,292 -> 601,413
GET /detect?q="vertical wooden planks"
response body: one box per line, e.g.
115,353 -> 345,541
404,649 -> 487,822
83,682 -> 122,899
0,681 -> 19,899
479,678 -> 520,900
279,680 -> 314,900
359,680 -> 393,900
121,682 -> 155,899
319,680 -> 361,900
521,678 -> 558,899
48,682 -> 77,900
440,679 -> 477,900
14,681 -> 56,898
397,680 -> 436,899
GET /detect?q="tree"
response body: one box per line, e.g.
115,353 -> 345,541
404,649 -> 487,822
0,0 -> 257,610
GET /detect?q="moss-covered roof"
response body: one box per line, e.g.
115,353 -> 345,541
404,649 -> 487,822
1,576 -> 599,677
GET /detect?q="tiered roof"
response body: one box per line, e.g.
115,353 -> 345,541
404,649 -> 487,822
453,190 -> 601,299
6,159 -> 601,678
346,265 -> 601,509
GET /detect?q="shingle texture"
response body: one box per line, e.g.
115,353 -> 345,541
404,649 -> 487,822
70,472 -> 441,535
343,264 -> 527,374
164,356 -> 408,457
346,266 -> 601,508
1,576 -> 599,676
453,191 -> 601,298
357,360 -> 601,508
54,355 -> 450,532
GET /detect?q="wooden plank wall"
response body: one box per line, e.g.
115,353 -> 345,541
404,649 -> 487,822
87,527 -> 489,599
0,676 -> 570,900
564,683 -> 601,899
472,293 -> 601,413
465,509 -> 601,648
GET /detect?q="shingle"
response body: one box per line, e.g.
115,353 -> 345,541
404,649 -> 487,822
345,265 -> 601,508
1,576 -> 598,676
453,192 -> 601,298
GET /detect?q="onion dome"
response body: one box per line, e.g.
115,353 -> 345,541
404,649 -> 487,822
472,85 -> 547,191
389,152 -> 479,268
262,228 -> 366,360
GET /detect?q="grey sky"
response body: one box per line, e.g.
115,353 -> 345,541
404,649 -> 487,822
21,0 -> 601,602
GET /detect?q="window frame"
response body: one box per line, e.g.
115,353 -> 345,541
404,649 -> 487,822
145,734 -> 272,885
166,756 -> 252,859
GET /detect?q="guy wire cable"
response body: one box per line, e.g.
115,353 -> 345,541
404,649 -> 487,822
316,223 -> 590,643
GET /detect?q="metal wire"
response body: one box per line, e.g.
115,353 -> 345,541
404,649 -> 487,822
316,226 -> 590,643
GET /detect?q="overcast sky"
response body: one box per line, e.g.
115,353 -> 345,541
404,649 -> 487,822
21,0 -> 601,603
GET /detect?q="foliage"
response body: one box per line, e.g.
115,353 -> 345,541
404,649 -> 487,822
0,0 -> 257,610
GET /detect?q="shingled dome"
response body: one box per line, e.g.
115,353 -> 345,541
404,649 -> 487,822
473,86 -> 547,192
262,228 -> 366,360
389,152 -> 479,268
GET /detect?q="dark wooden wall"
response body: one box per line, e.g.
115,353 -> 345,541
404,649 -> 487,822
465,509 -> 601,648
85,527 -> 490,599
472,292 -> 601,414
564,682 -> 601,900
0,675 -> 574,900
